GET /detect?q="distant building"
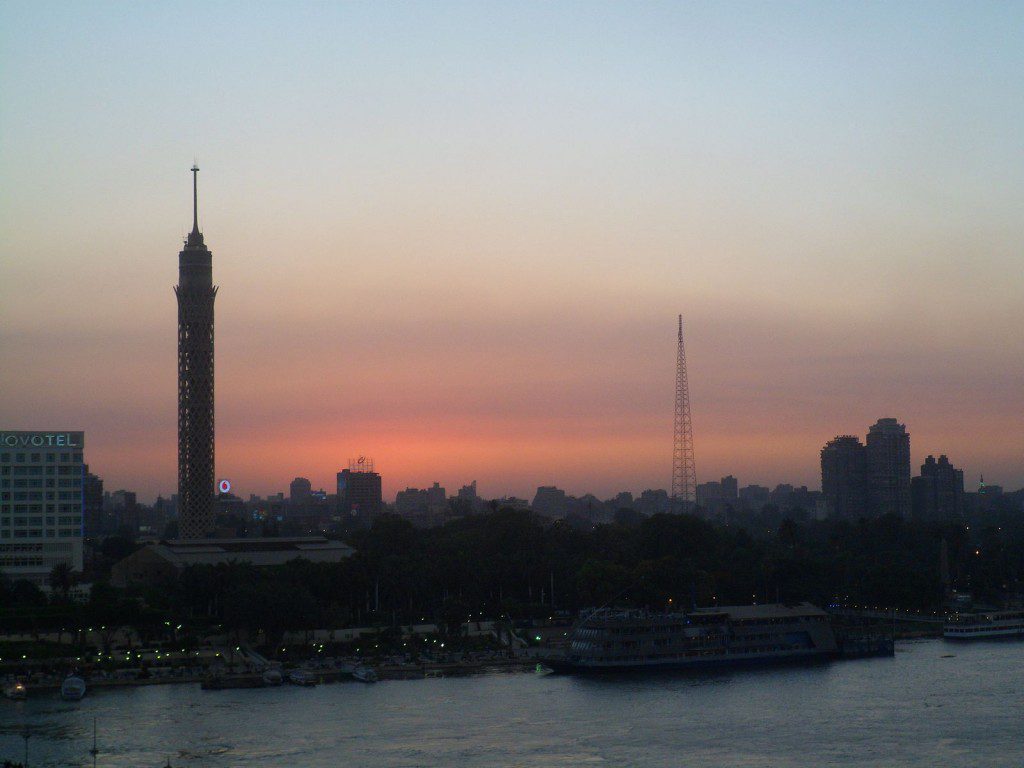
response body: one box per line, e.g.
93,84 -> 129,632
337,459 -> 382,528
532,486 -> 568,518
636,489 -> 671,516
496,496 -> 530,511
608,491 -> 634,511
83,466 -> 104,536
911,455 -> 964,521
457,481 -> 479,504
866,418 -> 912,517
0,430 -> 85,586
821,436 -> 868,519
110,536 -> 354,588
107,489 -> 139,533
720,475 -> 738,500
395,482 -> 447,518
738,485 -> 770,508
290,477 -> 312,504
454,481 -> 481,514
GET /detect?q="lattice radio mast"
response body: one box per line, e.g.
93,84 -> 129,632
671,314 -> 697,511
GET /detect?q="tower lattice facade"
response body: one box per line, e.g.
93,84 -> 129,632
175,165 -> 217,539
671,315 -> 696,511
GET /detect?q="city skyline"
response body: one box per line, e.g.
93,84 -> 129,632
2,3 -> 1023,503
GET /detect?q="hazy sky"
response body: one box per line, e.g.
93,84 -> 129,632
2,2 -> 1022,503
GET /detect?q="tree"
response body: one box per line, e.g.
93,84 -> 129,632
48,562 -> 74,599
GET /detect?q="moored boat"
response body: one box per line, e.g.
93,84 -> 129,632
541,602 -> 839,674
351,666 -> 378,683
944,610 -> 1024,640
261,667 -> 283,686
3,680 -> 28,700
61,674 -> 87,701
288,669 -> 318,686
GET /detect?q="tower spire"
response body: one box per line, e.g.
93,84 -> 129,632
191,163 -> 200,234
671,314 -> 697,512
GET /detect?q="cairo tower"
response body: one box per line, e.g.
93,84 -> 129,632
174,165 -> 217,538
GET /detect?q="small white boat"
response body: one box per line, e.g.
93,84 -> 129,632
261,668 -> 283,686
4,681 -> 28,700
288,669 -> 317,686
351,666 -> 377,683
61,675 -> 87,701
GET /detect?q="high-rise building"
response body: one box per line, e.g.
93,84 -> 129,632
911,455 -> 965,521
532,486 -> 568,518
83,466 -> 104,536
176,165 -> 218,539
866,418 -> 912,518
720,475 -> 738,500
290,477 -> 312,504
821,436 -> 868,519
0,431 -> 85,585
107,489 -> 139,533
337,458 -> 382,528
738,485 -> 770,509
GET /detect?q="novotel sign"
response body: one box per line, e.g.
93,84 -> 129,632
0,431 -> 85,449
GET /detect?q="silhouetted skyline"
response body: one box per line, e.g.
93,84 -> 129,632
2,3 -> 1022,502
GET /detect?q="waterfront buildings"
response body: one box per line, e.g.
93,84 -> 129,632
0,430 -> 85,585
821,436 -> 868,519
866,418 -> 912,518
176,165 -> 218,539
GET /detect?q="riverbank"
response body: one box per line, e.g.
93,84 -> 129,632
4,657 -> 541,697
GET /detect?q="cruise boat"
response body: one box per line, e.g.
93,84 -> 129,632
944,610 -> 1024,640
541,602 -> 838,674
60,674 -> 87,701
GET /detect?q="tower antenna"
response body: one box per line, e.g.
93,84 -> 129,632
671,314 -> 697,511
191,163 -> 200,233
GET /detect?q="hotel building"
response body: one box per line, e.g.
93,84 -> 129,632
0,430 -> 85,585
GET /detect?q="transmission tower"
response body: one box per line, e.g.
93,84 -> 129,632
671,314 -> 697,511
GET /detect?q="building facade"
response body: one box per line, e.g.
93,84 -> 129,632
866,418 -> 912,518
0,431 -> 85,585
337,462 -> 382,528
821,435 -> 868,519
911,455 -> 965,521
176,165 -> 218,539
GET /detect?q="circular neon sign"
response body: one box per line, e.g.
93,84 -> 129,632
218,479 -> 232,494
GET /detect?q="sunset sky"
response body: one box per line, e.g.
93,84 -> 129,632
1,2 -> 1022,503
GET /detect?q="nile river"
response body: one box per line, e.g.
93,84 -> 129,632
2,639 -> 1023,767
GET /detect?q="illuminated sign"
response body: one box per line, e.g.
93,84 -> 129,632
218,479 -> 232,494
0,431 -> 84,448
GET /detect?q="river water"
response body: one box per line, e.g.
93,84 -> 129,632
2,638 -> 1022,767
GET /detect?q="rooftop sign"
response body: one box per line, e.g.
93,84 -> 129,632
0,431 -> 84,448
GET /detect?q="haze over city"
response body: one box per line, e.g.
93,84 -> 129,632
2,2 -> 1022,503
